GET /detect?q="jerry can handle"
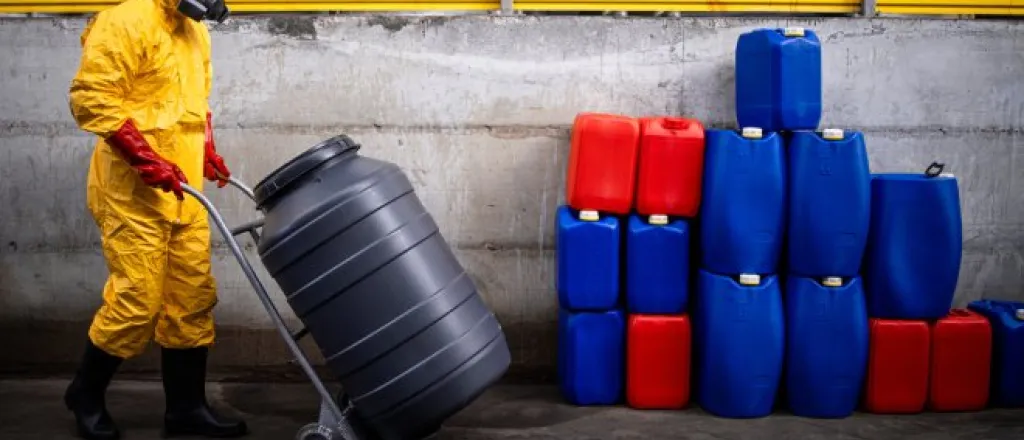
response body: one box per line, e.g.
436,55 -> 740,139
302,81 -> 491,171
662,118 -> 690,130
925,162 -> 945,178
948,309 -> 971,318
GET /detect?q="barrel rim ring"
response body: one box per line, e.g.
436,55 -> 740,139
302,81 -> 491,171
254,134 -> 361,207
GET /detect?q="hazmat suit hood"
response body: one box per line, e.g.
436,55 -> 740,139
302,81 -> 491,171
159,0 -> 229,23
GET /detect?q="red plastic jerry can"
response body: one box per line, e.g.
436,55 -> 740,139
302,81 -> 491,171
566,113 -> 641,215
929,309 -> 992,412
626,314 -> 692,410
864,318 -> 930,414
636,117 -> 706,219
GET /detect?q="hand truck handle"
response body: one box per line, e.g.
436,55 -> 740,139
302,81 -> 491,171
224,175 -> 257,203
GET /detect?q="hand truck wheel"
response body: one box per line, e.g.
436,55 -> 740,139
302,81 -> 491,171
296,423 -> 334,440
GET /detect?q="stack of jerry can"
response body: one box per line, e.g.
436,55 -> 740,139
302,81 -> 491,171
625,117 -> 704,410
696,126 -> 785,419
784,128 -> 872,419
693,27 -> 823,419
556,25 -> 997,418
557,113 -> 639,405
863,162 -> 972,414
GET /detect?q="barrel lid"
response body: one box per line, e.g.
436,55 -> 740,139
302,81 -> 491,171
253,134 -> 361,207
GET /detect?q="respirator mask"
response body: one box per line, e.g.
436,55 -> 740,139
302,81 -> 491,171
177,0 -> 230,23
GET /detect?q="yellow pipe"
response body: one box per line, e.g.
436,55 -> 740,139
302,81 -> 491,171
878,5 -> 1023,13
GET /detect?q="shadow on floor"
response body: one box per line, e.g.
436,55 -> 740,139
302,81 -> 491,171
3,379 -> 1023,440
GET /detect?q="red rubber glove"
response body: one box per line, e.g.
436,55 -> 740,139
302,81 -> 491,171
204,111 -> 231,188
106,119 -> 188,200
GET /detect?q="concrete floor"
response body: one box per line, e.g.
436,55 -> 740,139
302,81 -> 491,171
2,379 -> 1023,440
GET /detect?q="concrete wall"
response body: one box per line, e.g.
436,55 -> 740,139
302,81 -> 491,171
1,14 -> 1022,379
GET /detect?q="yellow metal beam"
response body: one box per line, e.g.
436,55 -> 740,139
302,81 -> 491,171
514,0 -> 859,4
879,0 -> 1015,5
0,0 -> 856,14
877,0 -> 1023,15
228,2 -> 499,11
514,3 -> 859,12
0,1 -> 500,13
877,5 -> 1024,14
0,0 -> 1020,16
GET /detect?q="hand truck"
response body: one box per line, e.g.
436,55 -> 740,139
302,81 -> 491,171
182,179 -> 370,440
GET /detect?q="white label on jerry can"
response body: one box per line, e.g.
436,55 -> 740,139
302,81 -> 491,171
739,273 -> 761,286
822,277 -> 843,287
822,128 -> 844,141
783,27 -> 806,37
940,172 -> 956,178
648,214 -> 669,226
1016,309 -> 1024,321
579,210 -> 600,222
741,127 -> 763,139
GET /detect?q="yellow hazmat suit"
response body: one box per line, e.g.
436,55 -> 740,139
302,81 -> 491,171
69,0 -> 217,359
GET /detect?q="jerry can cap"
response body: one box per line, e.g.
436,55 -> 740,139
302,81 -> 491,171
741,127 -> 763,139
648,214 -> 669,225
739,273 -> 761,286
1016,309 -> 1024,321
822,128 -> 844,141
783,27 -> 806,37
578,210 -> 600,222
822,276 -> 843,287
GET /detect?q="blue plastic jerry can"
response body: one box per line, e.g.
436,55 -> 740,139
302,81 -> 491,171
735,27 -> 822,132
556,205 -> 621,311
558,308 -> 625,405
786,129 -> 871,278
694,270 -> 784,418
626,214 -> 690,314
967,299 -> 1024,407
700,128 -> 786,276
785,275 -> 869,418
864,164 -> 962,320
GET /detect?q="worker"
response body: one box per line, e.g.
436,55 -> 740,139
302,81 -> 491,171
62,1 -> 246,439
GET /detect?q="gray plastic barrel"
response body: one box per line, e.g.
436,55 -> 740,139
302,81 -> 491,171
252,135 -> 511,440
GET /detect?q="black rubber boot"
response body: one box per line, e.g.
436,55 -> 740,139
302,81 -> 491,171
64,340 -> 124,440
161,347 -> 248,438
